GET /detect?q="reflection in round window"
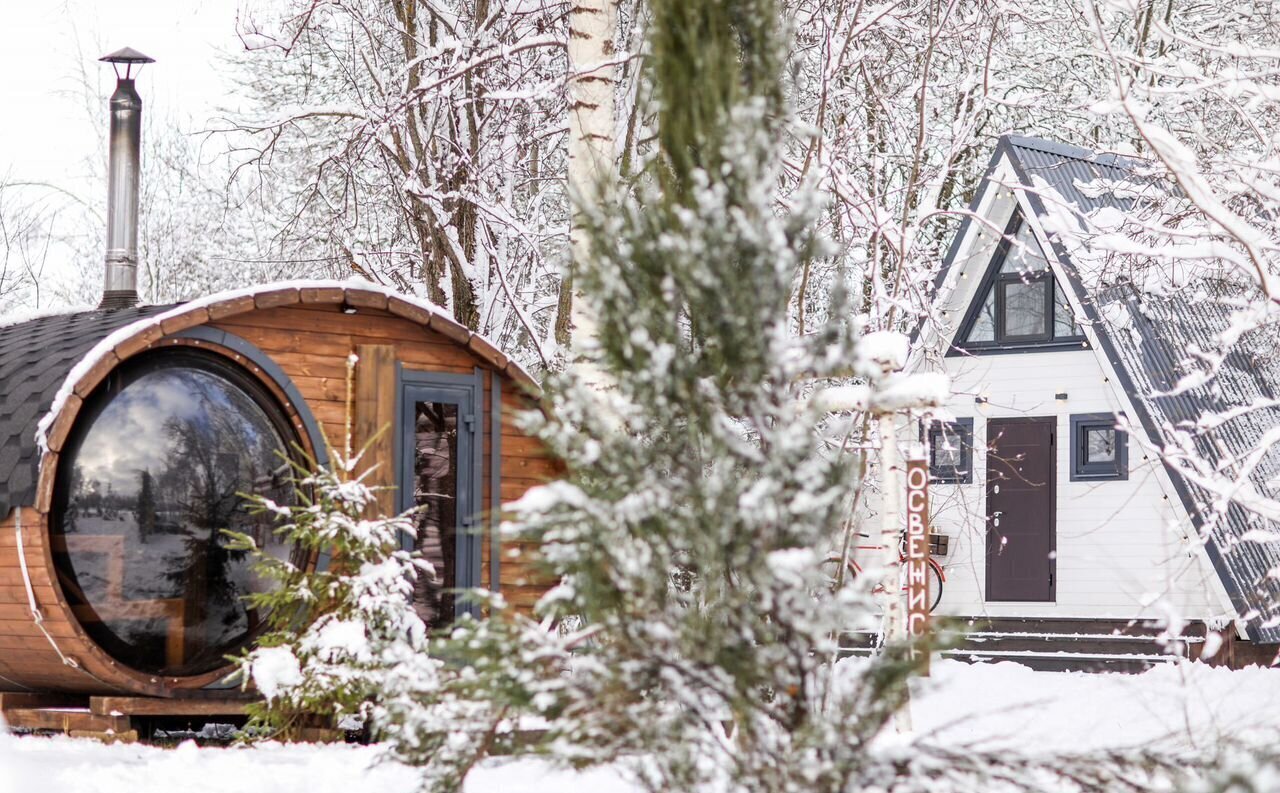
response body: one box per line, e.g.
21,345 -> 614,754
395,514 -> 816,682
53,351 -> 299,677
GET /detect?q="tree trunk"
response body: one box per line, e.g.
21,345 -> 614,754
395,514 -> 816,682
562,0 -> 618,352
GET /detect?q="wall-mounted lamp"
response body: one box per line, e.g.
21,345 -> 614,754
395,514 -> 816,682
1055,392 -> 1068,400
974,396 -> 988,404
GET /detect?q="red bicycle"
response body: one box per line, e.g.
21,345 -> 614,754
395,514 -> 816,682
822,532 -> 945,612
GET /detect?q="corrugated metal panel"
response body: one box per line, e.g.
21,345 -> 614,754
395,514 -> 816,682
1095,285 -> 1280,640
1007,136 -> 1148,218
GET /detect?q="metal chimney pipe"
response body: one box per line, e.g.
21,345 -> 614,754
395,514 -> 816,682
98,48 -> 154,309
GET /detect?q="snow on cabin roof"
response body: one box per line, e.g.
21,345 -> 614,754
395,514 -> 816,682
0,303 -> 174,515
944,134 -> 1280,640
1002,135 -> 1151,218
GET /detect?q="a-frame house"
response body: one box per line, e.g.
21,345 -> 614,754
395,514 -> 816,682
919,135 -> 1280,667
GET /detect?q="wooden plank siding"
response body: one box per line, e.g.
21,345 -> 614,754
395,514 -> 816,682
0,507 -> 181,696
0,289 -> 556,695
355,344 -> 399,518
208,304 -> 557,612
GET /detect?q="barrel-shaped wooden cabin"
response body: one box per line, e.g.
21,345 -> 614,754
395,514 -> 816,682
0,281 -> 553,696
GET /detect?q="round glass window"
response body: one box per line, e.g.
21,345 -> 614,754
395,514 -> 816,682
52,350 -> 300,677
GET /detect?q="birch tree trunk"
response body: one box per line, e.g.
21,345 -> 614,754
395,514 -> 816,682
561,0 -> 618,352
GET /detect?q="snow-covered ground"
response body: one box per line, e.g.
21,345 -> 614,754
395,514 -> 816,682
3,660 -> 1278,792
914,659 -> 1280,753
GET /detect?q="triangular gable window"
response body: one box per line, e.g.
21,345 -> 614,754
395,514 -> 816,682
955,212 -> 1083,351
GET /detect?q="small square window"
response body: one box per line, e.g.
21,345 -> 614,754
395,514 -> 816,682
925,418 -> 973,484
932,441 -> 962,471
1071,414 -> 1127,481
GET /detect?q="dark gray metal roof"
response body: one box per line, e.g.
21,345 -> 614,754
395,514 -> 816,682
961,134 -> 1280,641
1096,284 -> 1280,640
0,305 -> 173,516
1004,135 -> 1153,218
926,136 -> 1158,298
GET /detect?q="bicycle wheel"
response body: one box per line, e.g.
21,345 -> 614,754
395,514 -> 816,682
821,555 -> 859,591
927,563 -> 943,612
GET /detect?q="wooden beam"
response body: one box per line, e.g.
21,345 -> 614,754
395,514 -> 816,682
4,707 -> 130,733
159,306 -> 210,335
344,289 -> 388,311
355,344 -> 399,517
0,692 -> 85,710
89,696 -> 253,717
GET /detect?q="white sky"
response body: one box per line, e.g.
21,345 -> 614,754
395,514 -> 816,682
0,0 -> 247,191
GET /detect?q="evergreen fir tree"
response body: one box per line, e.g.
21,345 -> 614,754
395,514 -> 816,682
135,470 -> 157,541
372,0 -> 942,790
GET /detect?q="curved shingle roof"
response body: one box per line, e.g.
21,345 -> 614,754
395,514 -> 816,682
0,304 -> 175,515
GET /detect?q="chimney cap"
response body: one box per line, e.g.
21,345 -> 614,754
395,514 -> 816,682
99,47 -> 155,65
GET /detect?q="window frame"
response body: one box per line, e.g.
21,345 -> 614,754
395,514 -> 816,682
995,270 -> 1054,343
1069,413 -> 1128,481
56,347 -> 305,517
51,346 -> 307,676
924,417 -> 974,484
951,212 -> 1088,355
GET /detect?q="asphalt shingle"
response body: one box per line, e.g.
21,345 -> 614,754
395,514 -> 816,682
0,305 -> 173,516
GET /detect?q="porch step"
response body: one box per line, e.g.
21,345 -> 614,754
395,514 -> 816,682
940,648 -> 1171,673
955,617 -> 1198,638
839,617 -> 1205,673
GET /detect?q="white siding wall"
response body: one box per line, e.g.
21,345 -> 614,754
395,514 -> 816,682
931,348 -> 1223,620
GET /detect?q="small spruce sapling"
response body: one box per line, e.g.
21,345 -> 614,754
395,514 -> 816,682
226,448 -> 433,740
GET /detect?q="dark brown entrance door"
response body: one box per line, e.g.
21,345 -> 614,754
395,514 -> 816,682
986,417 -> 1055,601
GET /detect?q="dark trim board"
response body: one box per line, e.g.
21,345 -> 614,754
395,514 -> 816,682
946,340 -> 1091,357
490,374 -> 502,591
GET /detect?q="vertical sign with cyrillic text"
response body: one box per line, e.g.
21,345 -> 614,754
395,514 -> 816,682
905,459 -> 931,669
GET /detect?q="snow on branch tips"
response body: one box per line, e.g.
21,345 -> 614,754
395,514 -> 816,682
816,331 -> 949,414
